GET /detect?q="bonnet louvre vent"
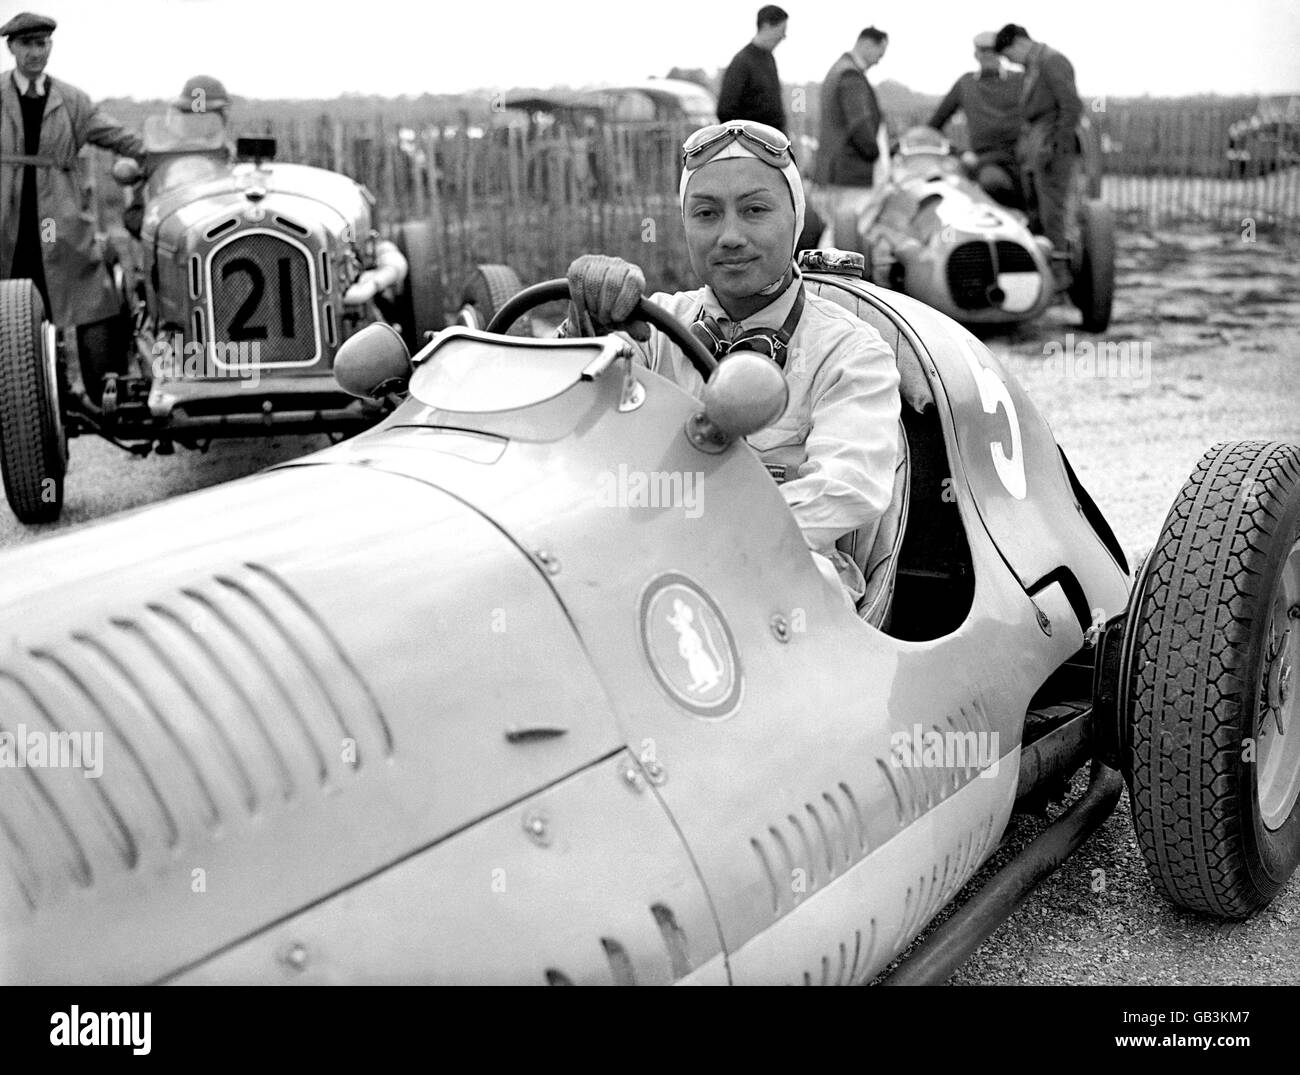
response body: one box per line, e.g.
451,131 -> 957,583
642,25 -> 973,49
0,562 -> 391,913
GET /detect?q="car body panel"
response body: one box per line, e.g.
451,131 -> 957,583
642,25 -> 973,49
805,273 -> 1130,622
0,464 -> 624,984
170,751 -> 727,985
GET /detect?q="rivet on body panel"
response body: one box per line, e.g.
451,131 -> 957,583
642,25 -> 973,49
534,549 -> 561,575
770,614 -> 791,643
639,744 -> 667,786
620,757 -> 646,792
279,942 -> 309,973
523,810 -> 552,846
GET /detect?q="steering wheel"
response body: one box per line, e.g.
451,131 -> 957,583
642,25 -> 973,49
486,279 -> 718,381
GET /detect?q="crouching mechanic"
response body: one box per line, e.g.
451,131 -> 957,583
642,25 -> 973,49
564,120 -> 900,607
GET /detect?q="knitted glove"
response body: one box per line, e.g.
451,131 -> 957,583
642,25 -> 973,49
564,254 -> 650,342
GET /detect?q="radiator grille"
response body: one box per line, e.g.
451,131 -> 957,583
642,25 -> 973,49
995,240 -> 1037,273
209,233 -> 319,366
945,241 -> 995,310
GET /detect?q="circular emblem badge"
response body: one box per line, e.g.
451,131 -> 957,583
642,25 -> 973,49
640,573 -> 742,719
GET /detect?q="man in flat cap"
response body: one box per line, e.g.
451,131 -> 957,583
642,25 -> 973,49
993,24 -> 1082,281
928,32 -> 1024,207
1,12 -> 145,404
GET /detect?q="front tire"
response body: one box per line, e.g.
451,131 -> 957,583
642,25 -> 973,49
1128,441 -> 1300,918
390,221 -> 447,353
1067,199 -> 1115,333
0,280 -> 67,524
458,264 -> 528,336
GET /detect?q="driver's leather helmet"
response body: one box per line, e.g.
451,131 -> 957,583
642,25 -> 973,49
174,75 -> 230,117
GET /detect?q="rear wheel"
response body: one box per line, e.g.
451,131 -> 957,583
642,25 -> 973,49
0,280 -> 67,523
458,265 -> 529,336
391,221 -> 446,353
1128,441 -> 1300,918
1067,199 -> 1115,332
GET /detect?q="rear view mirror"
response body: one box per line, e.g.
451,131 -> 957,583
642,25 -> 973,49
687,350 -> 789,451
236,136 -> 277,162
334,323 -> 412,399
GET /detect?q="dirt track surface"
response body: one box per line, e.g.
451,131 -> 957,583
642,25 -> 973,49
2,224 -> 1298,985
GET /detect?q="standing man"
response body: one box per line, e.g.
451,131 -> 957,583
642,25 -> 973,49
993,23 -> 1082,276
928,31 -> 1024,206
716,6 -> 789,133
1,12 -> 144,404
812,27 -> 890,230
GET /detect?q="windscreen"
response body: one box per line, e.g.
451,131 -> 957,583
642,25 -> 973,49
144,110 -> 228,154
409,334 -> 606,413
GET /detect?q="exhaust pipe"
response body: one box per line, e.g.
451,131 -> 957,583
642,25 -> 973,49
985,285 -> 1006,307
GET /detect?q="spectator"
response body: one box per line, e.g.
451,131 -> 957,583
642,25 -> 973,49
812,27 -> 890,229
0,11 -> 144,405
717,5 -> 789,134
928,31 -> 1024,207
994,23 -> 1083,280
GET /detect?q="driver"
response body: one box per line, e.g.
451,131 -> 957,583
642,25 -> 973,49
122,75 -> 233,237
563,120 -> 901,607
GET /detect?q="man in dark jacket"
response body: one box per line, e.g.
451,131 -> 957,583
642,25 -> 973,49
1,11 -> 144,403
716,6 -> 789,133
994,23 -> 1082,268
812,27 -> 889,232
928,31 -> 1024,206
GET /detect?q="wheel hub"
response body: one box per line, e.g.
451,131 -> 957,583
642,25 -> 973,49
1257,542 -> 1300,831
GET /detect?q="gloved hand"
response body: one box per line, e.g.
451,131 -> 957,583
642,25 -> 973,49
565,254 -> 649,341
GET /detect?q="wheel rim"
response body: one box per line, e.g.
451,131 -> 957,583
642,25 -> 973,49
43,321 -> 67,467
1257,537 -> 1300,830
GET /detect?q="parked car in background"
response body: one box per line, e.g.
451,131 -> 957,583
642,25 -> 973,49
1227,98 -> 1300,176
0,109 -> 448,524
504,79 -> 717,197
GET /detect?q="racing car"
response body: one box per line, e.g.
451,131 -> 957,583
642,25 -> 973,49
0,107 -> 467,526
0,250 -> 1295,985
831,123 -> 1115,335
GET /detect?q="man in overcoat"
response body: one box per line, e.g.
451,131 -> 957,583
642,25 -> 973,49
1,12 -> 144,402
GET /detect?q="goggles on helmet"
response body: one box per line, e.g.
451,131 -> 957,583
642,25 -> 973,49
681,120 -> 795,170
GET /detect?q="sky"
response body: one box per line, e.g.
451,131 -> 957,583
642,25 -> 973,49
2,0 -> 1298,101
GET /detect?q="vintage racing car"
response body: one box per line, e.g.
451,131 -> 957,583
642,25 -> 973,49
831,124 -> 1115,335
0,250 -> 1296,984
0,108 -> 454,525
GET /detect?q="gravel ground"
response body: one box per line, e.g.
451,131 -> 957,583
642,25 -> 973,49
2,222 -> 1298,985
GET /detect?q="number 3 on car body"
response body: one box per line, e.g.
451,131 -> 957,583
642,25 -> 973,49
959,336 -> 1026,500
